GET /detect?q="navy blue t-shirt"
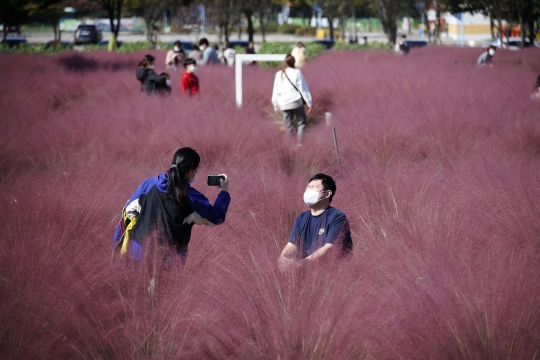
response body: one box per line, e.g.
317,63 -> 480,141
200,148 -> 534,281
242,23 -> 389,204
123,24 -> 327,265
289,207 -> 353,258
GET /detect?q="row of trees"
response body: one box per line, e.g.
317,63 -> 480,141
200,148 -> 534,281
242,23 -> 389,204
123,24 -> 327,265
2,0 -> 538,46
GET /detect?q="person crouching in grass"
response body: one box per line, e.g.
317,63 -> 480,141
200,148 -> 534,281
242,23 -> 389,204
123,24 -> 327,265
181,58 -> 199,96
278,173 -> 352,271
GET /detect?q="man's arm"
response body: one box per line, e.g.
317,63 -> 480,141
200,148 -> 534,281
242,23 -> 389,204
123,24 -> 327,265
300,243 -> 334,264
280,242 -> 298,259
278,242 -> 300,271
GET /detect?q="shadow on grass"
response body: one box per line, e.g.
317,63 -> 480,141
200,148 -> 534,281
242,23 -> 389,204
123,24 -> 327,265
56,54 -> 135,73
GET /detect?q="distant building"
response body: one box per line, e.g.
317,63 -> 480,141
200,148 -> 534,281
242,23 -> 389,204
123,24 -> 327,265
444,12 -> 492,41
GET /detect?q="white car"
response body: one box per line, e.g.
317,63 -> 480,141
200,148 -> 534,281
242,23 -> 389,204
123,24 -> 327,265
488,37 -> 537,50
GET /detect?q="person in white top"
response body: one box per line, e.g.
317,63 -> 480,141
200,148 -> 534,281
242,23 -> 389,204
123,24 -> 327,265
272,54 -> 313,144
223,43 -> 236,67
291,42 -> 307,68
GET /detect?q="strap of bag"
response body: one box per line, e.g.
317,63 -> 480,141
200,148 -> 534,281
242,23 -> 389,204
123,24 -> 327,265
283,70 -> 306,104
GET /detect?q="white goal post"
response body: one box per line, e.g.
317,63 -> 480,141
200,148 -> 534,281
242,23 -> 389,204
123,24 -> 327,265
235,54 -> 287,108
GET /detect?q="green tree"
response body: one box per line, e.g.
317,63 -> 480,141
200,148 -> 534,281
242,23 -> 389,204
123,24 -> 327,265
26,0 -> 67,41
0,0 -> 28,41
93,0 -> 124,50
370,0 -> 401,44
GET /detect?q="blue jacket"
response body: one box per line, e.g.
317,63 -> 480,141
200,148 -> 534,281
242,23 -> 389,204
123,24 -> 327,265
113,173 -> 230,260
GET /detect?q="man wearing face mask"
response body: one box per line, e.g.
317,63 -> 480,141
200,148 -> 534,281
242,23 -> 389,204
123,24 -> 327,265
199,38 -> 219,65
477,45 -> 496,67
279,173 -> 352,270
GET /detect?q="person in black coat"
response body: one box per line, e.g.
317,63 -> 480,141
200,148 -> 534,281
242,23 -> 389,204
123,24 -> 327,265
136,54 -> 168,95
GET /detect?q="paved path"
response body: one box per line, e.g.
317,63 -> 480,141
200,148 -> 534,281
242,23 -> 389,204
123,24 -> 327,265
17,29 -> 468,46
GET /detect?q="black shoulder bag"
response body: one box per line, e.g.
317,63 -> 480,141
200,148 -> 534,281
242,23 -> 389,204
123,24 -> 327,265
283,71 -> 306,105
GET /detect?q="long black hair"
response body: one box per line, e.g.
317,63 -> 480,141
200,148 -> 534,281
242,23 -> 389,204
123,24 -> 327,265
167,147 -> 200,206
138,54 -> 155,68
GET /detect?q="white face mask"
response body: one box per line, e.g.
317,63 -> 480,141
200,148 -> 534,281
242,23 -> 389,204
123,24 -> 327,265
188,171 -> 197,184
303,189 -> 327,206
191,66 -> 198,73
173,46 -> 179,52
166,79 -> 171,86
150,65 -> 155,69
488,49 -> 495,56
200,46 -> 205,51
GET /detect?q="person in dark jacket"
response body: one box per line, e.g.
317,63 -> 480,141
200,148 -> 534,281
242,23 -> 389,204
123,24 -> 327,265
112,147 -> 231,266
136,54 -> 168,95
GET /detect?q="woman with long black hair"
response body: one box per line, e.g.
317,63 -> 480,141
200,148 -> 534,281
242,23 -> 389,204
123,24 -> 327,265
136,54 -> 169,95
112,147 -> 230,265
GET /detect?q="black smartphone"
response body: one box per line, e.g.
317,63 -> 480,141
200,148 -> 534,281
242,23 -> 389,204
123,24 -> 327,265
207,175 -> 225,187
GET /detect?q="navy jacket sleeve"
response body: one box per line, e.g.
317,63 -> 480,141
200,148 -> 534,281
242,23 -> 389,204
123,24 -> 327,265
186,187 -> 231,225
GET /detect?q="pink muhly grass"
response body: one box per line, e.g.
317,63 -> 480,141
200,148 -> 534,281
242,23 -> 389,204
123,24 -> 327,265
1,46 -> 539,359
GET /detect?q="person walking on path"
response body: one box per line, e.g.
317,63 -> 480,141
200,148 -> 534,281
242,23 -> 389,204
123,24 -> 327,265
272,54 -> 312,145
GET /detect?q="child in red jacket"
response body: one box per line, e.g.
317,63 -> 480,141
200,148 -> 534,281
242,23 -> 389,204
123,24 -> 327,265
181,58 -> 199,96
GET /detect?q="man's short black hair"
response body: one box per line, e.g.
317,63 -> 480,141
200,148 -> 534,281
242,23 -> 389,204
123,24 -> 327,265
183,58 -> 196,68
309,173 -> 336,203
199,38 -> 209,46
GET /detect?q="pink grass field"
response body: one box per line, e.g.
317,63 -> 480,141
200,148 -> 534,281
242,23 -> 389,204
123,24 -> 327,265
1,46 -> 540,359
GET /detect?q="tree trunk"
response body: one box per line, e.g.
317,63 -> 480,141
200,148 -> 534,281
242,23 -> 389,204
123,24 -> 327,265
328,16 -> 334,41
490,16 -> 495,39
351,6 -> 357,41
260,16 -> 266,43
526,10 -> 534,45
245,10 -> 254,43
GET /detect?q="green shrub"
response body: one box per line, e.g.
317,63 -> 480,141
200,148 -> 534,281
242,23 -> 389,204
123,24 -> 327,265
294,26 -> 317,36
0,42 -> 72,54
257,42 -> 326,68
257,42 -> 293,68
332,41 -> 393,51
234,45 -> 245,55
278,24 -> 300,35
304,42 -> 326,61
261,21 -> 279,33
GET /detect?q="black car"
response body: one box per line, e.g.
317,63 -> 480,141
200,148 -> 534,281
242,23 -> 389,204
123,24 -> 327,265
74,24 -> 102,45
1,36 -> 27,48
228,40 -> 250,48
3,24 -> 21,35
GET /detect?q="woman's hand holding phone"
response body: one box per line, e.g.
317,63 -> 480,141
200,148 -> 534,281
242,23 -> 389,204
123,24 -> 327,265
219,174 -> 228,192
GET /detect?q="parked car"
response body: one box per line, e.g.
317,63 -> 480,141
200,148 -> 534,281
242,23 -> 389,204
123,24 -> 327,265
1,37 -> 27,48
228,40 -> 249,49
3,24 -> 21,35
488,37 -> 534,50
405,40 -> 428,48
74,24 -> 102,45
312,39 -> 335,49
